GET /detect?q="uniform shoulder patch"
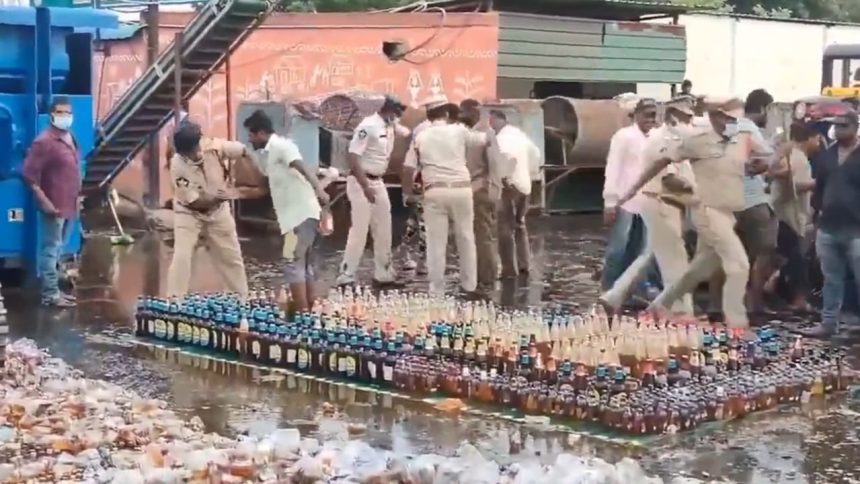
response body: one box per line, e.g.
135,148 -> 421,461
358,129 -> 367,139
175,177 -> 190,188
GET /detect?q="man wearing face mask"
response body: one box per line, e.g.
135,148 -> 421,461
618,97 -> 771,331
802,111 -> 860,339
23,97 -> 80,307
166,121 -> 251,298
336,95 -> 410,286
601,96 -> 696,314
708,89 -> 777,319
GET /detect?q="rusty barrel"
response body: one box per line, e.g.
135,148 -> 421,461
541,97 -> 630,168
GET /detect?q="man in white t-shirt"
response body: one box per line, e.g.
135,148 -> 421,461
244,110 -> 330,314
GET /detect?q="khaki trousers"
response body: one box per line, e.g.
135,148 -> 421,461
167,205 -> 248,298
423,186 -> 477,294
603,197 -> 693,313
652,205 -> 750,327
473,188 -> 499,289
498,186 -> 530,277
340,176 -> 393,280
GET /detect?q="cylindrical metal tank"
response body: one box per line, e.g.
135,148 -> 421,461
317,92 -> 385,132
541,96 -> 630,168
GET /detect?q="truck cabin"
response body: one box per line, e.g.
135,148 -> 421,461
822,44 -> 860,99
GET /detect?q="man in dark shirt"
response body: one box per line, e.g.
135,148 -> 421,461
22,97 -> 81,308
803,111 -> 860,338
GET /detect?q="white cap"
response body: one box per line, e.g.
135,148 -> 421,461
422,94 -> 449,110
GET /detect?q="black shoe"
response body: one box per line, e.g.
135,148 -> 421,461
459,289 -> 488,301
797,324 -> 837,339
42,297 -> 76,308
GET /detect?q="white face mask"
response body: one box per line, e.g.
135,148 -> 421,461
722,122 -> 739,138
52,114 -> 73,131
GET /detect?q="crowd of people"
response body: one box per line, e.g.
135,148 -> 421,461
599,88 -> 860,340
158,95 -> 539,314
22,89 -> 860,344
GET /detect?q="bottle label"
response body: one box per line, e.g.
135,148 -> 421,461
212,332 -> 220,349
383,365 -> 394,381
199,328 -> 209,346
147,320 -> 155,335
287,349 -> 297,364
338,356 -> 347,373
368,362 -> 377,379
154,319 -> 166,339
269,345 -> 282,362
166,322 -> 175,340
345,357 -> 357,377
191,327 -> 200,345
297,349 -> 309,369
252,341 -> 261,357
329,353 -> 339,372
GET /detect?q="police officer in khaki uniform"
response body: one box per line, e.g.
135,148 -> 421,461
166,122 -> 250,298
601,96 -> 697,314
403,97 -> 490,295
619,98 -> 769,330
337,96 -> 409,286
460,99 -> 501,292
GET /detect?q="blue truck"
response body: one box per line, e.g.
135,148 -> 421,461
0,5 -> 116,273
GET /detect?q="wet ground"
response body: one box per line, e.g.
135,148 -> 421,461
5,213 -> 860,483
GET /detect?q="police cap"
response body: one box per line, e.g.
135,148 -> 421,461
665,95 -> 695,116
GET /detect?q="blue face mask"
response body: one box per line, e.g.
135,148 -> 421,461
722,122 -> 739,138
52,114 -> 73,131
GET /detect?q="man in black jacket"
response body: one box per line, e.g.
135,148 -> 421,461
803,111 -> 860,338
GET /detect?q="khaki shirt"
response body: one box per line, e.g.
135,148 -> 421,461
665,125 -> 749,212
464,124 -> 500,200
407,120 -> 487,186
642,124 -> 697,200
171,137 -> 247,216
771,147 -> 813,235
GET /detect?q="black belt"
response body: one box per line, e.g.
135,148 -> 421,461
352,173 -> 383,180
182,200 -> 224,215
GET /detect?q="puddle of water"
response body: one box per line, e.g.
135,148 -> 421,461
4,214 -> 860,483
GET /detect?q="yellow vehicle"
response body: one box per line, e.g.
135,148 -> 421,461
822,44 -> 860,98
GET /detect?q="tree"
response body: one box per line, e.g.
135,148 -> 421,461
673,0 -> 860,22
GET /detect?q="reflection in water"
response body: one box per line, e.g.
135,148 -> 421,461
4,214 -> 860,483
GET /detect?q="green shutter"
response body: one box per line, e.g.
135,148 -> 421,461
498,13 -> 686,83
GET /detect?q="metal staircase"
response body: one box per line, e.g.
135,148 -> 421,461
83,0 -> 275,193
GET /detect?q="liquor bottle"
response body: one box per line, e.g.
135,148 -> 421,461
383,341 -> 397,386
190,306 -> 202,347
296,330 -> 312,373
368,337 -> 384,384
284,325 -> 299,370
342,335 -> 360,380
166,299 -> 179,342
135,297 -> 148,336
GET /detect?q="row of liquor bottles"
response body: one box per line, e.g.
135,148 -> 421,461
134,293 -> 848,435
135,292 -> 793,382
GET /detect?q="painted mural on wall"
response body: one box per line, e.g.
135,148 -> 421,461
93,12 -> 499,202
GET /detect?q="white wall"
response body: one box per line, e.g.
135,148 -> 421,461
638,13 -> 860,102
